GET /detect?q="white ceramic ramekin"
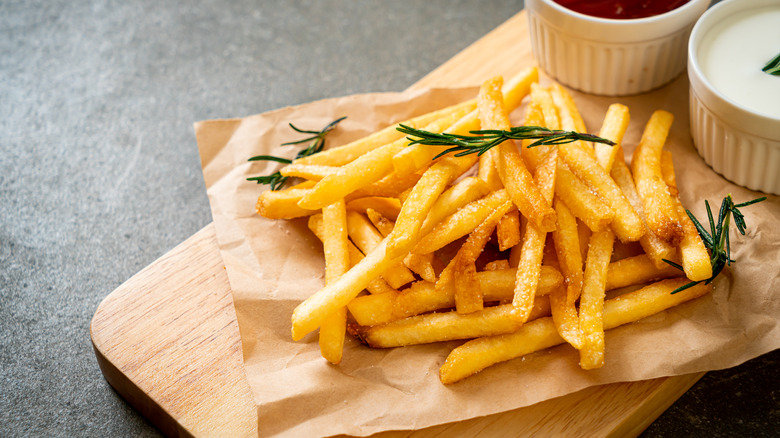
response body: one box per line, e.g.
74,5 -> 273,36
526,0 -> 710,96
688,0 -> 780,195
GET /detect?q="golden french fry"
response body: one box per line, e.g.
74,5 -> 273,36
631,110 -> 683,246
551,198 -> 584,304
317,200 -> 351,364
559,132 -> 644,243
386,154 -> 477,258
403,252 -> 436,283
353,170 -> 423,198
279,163 -> 338,181
413,189 -> 511,255
392,67 -> 539,177
549,283 -> 582,350
291,236 -> 404,340
350,300 -> 552,348
530,83 -> 561,131
309,214 -> 396,296
299,104 -> 476,210
479,76 -> 558,233
496,208 -> 521,251
610,152 -> 676,269
606,254 -> 682,290
512,144 -> 557,321
439,278 -> 711,384
576,218 -> 591,262
480,265 -> 564,300
555,162 -> 614,232
594,104 -> 630,173
347,266 -> 562,326
296,99 -> 479,167
659,153 -> 713,282
346,211 -> 415,289
549,84 -> 592,153
484,259 -> 511,271
419,177 -> 490,234
346,197 -> 402,221
366,208 -> 395,236
578,229 -> 615,370
438,200 -> 512,314
256,181 -> 318,219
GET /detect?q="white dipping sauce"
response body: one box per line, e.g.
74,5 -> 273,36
699,6 -> 780,119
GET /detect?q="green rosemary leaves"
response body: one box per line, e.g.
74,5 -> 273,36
396,124 -> 616,160
247,116 -> 346,190
762,51 -> 780,76
664,195 -> 766,294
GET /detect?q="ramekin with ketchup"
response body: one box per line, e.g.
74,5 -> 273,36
526,0 -> 710,96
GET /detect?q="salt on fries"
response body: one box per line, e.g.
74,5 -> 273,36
252,68 -> 736,382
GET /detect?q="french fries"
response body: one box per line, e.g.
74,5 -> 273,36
631,110 -> 684,246
253,73 -> 718,385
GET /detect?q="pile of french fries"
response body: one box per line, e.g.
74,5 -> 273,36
255,67 -> 713,384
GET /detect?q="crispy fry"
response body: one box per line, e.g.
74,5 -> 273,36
594,104 -> 630,173
549,283 -> 582,350
256,181 -> 319,219
551,198 -> 584,304
346,211 -> 415,289
631,110 -> 683,246
496,208 -> 521,251
419,177 -> 490,235
403,252 -> 436,283
440,278 -> 712,384
606,254 -> 682,290
366,208 -> 395,236
559,131 -> 644,243
610,152 -> 676,269
309,214 -> 396,296
291,236 -> 404,340
660,153 -> 713,282
347,266 -> 562,326
387,155 -> 477,258
479,76 -> 557,233
512,144 -> 557,321
279,163 -> 338,181
484,259 -> 511,271
555,162 -> 614,232
346,197 -> 402,221
578,229 -> 615,370
438,200 -> 512,314
413,189 -> 511,255
296,99 -> 479,166
299,104 -> 476,210
480,265 -> 564,300
317,200 -> 351,364
393,68 -> 538,177
350,300 -> 552,348
354,170 -> 423,198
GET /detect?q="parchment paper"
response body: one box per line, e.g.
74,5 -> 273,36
195,77 -> 780,438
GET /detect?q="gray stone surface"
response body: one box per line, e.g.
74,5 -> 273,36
0,0 -> 776,437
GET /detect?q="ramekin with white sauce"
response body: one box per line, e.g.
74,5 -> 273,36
688,0 -> 780,194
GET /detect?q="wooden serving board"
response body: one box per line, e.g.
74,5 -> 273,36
91,11 -> 705,438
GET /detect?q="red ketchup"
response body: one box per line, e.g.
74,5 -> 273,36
553,0 -> 690,19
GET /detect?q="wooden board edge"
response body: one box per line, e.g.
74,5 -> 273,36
90,224 -> 257,438
91,337 -> 196,438
607,372 -> 706,438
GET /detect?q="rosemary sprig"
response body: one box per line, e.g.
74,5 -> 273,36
663,195 -> 766,294
762,51 -> 780,76
247,116 -> 346,190
397,124 -> 616,160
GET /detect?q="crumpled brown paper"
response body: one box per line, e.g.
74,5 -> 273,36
195,78 -> 780,438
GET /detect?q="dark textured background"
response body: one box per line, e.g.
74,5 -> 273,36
1,0 -> 777,436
